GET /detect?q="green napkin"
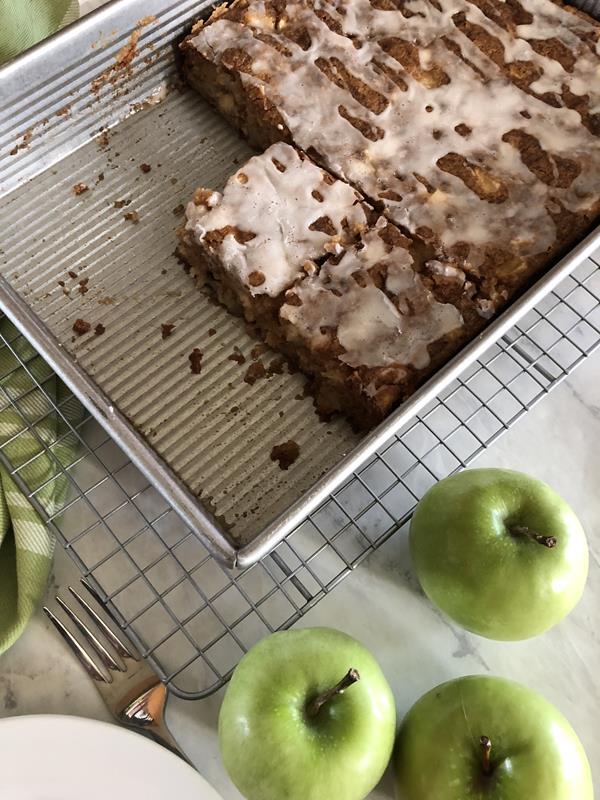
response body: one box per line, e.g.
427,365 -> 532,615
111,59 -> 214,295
0,318 -> 82,654
0,0 -> 79,63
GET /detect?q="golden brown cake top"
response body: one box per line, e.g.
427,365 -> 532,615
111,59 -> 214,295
189,0 -> 600,279
184,142 -> 369,296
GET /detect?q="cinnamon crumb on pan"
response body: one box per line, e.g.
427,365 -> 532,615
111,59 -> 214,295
73,319 -> 91,336
228,347 -> 246,365
189,348 -> 204,374
243,361 -> 266,385
270,440 -> 300,470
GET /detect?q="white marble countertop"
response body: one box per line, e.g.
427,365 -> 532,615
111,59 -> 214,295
0,349 -> 598,797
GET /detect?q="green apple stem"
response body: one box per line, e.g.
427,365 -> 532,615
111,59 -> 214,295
480,736 -> 492,775
509,525 -> 557,548
306,669 -> 360,717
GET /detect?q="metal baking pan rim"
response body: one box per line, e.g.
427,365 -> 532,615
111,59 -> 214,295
2,223 -> 598,568
236,224 -> 600,566
2,0 -> 599,568
0,277 -> 237,566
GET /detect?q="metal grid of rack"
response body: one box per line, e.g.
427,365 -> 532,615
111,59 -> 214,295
0,251 -> 599,699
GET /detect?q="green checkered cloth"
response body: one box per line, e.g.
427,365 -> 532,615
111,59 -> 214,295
0,318 -> 82,654
0,0 -> 79,63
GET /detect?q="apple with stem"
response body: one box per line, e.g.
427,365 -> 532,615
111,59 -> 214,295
218,627 -> 396,800
394,675 -> 593,799
410,468 -> 588,639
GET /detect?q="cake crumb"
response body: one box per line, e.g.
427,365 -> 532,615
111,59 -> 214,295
228,347 -> 246,365
139,163 -> 152,173
278,410 -> 284,418
189,348 -> 203,374
267,357 -> 286,376
96,172 -> 104,183
73,318 -> 91,336
230,406 -> 239,414
98,296 -> 116,305
94,323 -> 105,336
97,130 -> 109,149
172,203 -> 185,216
250,344 -> 268,360
208,327 -> 217,336
68,270 -> 78,279
161,323 -> 175,339
58,280 -> 65,287
124,210 -> 140,224
244,361 -> 266,385
72,182 -> 88,195
114,199 -> 130,209
270,440 -> 300,470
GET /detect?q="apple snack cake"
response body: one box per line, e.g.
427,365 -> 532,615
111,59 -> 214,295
179,142 -> 476,427
179,0 -> 600,427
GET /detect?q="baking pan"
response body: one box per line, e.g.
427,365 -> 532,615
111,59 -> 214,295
1,0 -> 599,568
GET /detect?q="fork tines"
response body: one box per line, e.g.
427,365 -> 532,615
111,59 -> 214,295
43,580 -> 139,684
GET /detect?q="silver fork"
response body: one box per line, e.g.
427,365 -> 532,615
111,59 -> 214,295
43,579 -> 187,762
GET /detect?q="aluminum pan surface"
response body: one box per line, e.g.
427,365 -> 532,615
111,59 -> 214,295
1,0 -> 599,565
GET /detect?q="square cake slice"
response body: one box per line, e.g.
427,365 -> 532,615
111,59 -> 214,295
178,142 -> 372,325
277,220 -> 466,425
179,145 -> 468,428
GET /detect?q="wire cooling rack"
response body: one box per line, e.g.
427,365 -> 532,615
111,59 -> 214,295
1,250 -> 599,699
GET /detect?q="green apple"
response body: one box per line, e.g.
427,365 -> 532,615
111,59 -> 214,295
218,627 -> 396,800
409,468 -> 588,639
394,675 -> 593,800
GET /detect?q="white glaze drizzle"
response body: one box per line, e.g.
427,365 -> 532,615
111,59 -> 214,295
185,142 -> 368,296
281,220 -> 463,370
190,0 -> 600,276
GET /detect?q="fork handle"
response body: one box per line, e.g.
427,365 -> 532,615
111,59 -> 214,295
119,682 -> 192,766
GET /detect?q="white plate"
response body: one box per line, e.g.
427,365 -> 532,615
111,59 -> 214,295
0,714 -> 224,800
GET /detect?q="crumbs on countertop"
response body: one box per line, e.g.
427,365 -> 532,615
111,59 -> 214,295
189,348 -> 203,374
113,199 -> 130,208
161,323 -> 175,339
72,182 -> 89,195
172,203 -> 185,216
270,440 -> 300,470
94,323 -> 106,336
139,163 -> 152,173
73,318 -> 91,336
68,270 -> 78,279
207,328 -> 217,337
123,210 -> 140,224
